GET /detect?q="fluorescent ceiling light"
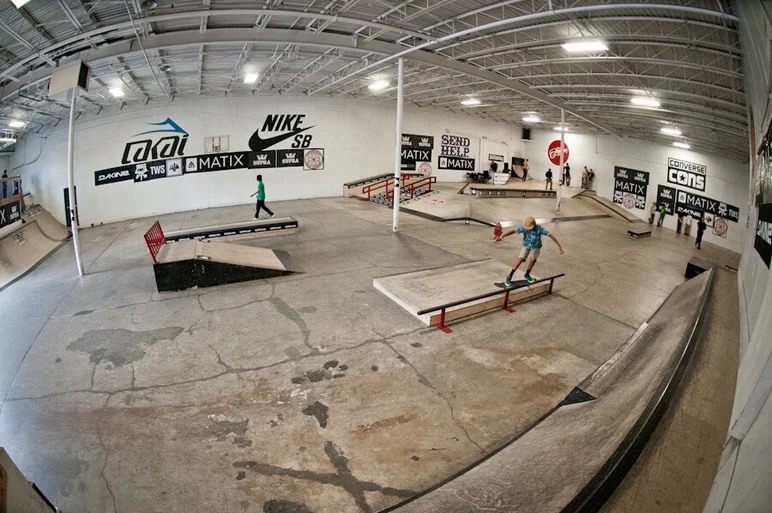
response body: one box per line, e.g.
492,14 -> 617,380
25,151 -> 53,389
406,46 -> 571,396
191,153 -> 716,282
661,127 -> 682,136
461,98 -> 481,105
11,0 -> 31,8
109,87 -> 125,98
8,120 -> 25,128
553,126 -> 569,132
522,116 -> 540,122
562,40 -> 608,52
631,97 -> 661,108
244,73 -> 259,84
0,137 -> 17,143
368,80 -> 390,91
673,141 -> 690,149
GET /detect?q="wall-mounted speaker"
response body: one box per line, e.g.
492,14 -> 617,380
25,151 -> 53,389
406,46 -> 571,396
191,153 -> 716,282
521,127 -> 531,140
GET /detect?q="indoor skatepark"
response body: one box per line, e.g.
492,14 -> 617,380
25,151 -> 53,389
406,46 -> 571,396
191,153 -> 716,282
0,2 -> 771,513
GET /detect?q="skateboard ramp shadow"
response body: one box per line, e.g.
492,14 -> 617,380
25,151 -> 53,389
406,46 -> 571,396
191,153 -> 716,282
153,239 -> 301,292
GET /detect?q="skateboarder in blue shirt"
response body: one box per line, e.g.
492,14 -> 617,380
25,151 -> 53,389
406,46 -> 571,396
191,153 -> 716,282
494,216 -> 563,285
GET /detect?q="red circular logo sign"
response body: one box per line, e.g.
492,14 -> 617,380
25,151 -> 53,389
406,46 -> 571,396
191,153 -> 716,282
548,140 -> 569,166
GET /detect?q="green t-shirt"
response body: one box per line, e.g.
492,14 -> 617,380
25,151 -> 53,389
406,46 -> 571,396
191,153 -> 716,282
257,181 -> 265,200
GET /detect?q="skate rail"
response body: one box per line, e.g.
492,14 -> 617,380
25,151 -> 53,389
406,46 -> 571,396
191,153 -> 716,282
143,221 -> 166,264
416,273 -> 564,333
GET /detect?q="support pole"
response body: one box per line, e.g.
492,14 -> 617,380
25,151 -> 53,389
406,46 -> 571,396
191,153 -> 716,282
392,57 -> 404,232
557,108 -> 565,214
68,90 -> 84,276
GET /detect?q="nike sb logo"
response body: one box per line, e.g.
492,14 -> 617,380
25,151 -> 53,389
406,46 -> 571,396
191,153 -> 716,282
249,114 -> 315,152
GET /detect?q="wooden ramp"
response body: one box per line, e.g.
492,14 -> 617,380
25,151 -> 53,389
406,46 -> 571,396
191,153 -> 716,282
374,260 -> 552,328
153,240 -> 300,292
0,218 -> 68,291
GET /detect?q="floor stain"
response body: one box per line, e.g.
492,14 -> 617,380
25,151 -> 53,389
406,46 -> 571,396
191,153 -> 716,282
302,401 -> 329,428
67,327 -> 184,368
236,441 -> 415,513
263,499 -> 314,513
34,456 -> 89,498
298,306 -> 317,314
73,310 -> 94,316
207,417 -> 249,442
291,363 -> 347,385
354,415 -> 415,439
323,360 -> 339,369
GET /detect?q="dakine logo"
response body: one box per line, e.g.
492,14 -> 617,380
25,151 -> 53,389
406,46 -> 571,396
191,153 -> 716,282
94,165 -> 134,186
249,114 -> 315,152
122,118 -> 188,165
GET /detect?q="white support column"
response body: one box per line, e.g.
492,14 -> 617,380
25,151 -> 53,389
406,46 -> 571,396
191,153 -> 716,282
557,108 -> 565,214
68,90 -> 84,276
392,57 -> 404,232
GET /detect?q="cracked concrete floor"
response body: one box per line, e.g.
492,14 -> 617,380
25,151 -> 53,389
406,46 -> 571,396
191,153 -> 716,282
0,196 -> 740,513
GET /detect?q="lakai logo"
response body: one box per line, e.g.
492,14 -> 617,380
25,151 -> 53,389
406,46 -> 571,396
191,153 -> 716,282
122,118 -> 188,165
249,114 -> 315,152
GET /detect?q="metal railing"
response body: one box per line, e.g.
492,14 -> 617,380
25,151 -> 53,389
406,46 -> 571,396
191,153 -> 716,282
143,221 -> 166,264
416,273 -> 565,333
399,175 -> 436,200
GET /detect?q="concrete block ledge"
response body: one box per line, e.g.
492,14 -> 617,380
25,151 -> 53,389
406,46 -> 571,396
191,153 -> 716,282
381,268 -> 716,513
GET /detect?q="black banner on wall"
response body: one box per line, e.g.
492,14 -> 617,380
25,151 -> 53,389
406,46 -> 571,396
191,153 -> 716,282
277,149 -> 303,168
439,156 -> 475,171
134,160 -> 168,182
401,134 -> 434,171
674,188 -> 740,222
184,151 -> 250,173
613,166 -> 649,210
0,200 -> 21,229
755,203 -> 772,267
94,165 -> 134,186
667,157 -> 706,191
248,151 -> 276,169
657,185 -> 677,215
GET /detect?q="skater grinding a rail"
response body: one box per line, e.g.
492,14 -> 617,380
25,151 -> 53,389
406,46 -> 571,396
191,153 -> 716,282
250,174 -> 275,220
495,216 -> 563,286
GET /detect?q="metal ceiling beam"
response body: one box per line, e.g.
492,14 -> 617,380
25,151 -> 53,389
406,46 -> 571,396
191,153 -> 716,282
15,8 -> 55,43
0,28 -> 623,136
278,48 -> 345,93
0,20 -> 56,66
57,0 -> 84,32
224,44 -> 252,94
252,44 -> 298,93
437,15 -> 739,54
490,57 -> 743,80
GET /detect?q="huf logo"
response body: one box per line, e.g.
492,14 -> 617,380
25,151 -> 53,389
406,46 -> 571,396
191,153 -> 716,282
122,118 -> 188,165
249,114 -> 315,152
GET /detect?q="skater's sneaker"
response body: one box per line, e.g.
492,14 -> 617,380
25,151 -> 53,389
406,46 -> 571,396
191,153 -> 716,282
252,216 -> 259,220
524,273 -> 535,284
270,214 -> 275,218
504,277 -> 512,287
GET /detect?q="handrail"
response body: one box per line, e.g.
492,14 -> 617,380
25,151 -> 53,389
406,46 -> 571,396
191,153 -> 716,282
400,175 -> 436,200
362,176 -> 394,200
417,273 -> 565,333
143,221 -> 166,264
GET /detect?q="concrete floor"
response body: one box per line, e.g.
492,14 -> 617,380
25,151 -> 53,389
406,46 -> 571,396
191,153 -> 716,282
0,190 -> 740,513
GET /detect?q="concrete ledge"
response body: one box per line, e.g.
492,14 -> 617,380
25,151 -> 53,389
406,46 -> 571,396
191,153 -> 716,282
382,268 -> 716,513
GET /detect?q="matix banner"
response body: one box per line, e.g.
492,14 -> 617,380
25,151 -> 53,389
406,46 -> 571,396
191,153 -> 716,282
0,200 -> 21,229
439,135 -> 475,170
657,184 -> 740,222
401,133 -> 434,171
613,166 -> 649,210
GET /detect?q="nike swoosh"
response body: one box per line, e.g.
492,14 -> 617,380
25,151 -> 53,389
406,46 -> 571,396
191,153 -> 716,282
249,126 -> 315,152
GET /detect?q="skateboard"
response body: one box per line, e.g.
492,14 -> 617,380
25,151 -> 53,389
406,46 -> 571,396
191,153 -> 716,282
494,279 -> 530,288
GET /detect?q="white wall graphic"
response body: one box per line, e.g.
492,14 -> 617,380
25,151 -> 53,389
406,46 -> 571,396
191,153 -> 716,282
13,96 -> 523,226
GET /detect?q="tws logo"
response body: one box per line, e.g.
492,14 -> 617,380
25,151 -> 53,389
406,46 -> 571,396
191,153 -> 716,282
121,118 -> 189,164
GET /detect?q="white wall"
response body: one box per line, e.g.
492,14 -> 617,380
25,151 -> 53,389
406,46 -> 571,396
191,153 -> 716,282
525,130 -> 748,252
12,96 -> 524,226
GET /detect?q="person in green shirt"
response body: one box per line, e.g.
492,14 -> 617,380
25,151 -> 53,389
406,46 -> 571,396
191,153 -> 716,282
249,174 -> 275,220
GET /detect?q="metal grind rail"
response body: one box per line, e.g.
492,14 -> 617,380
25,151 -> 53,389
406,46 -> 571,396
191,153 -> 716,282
144,220 -> 166,264
417,273 -> 565,333
400,175 -> 436,200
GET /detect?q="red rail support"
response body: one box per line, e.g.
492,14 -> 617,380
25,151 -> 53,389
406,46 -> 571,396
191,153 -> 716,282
144,221 -> 166,264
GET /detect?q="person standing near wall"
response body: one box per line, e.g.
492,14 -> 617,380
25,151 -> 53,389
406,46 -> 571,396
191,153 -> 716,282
657,205 -> 667,227
522,159 -> 529,181
649,202 -> 657,224
695,216 -> 707,249
1,170 -> 6,199
545,168 -> 553,190
249,174 -> 275,220
677,213 -> 684,233
564,162 -> 571,186
587,168 -> 595,190
684,214 -> 692,236
581,167 -> 589,188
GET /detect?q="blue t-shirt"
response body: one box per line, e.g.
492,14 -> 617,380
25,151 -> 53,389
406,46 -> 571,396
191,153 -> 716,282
516,224 -> 549,249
